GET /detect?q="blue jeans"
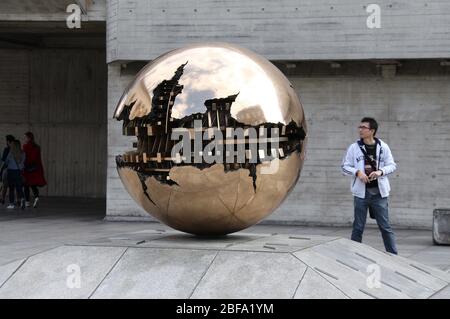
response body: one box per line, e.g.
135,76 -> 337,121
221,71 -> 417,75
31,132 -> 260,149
351,190 -> 398,254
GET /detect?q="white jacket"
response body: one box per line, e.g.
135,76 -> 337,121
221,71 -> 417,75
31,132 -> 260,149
341,138 -> 397,199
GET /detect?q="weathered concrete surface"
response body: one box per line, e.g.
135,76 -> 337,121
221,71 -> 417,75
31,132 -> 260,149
431,285 -> 450,299
91,248 -> 217,299
191,251 -> 306,299
433,209 -> 450,245
294,268 -> 348,299
0,258 -> 25,287
0,246 -> 126,299
294,238 -> 448,299
1,231 -> 449,299
106,0 -> 450,62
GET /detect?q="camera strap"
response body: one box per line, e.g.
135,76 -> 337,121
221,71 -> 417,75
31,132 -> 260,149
357,138 -> 381,171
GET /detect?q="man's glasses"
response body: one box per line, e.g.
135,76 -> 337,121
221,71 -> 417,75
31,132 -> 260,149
358,126 -> 371,130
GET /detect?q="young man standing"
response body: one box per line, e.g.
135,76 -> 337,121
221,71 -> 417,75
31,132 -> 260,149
341,117 -> 398,254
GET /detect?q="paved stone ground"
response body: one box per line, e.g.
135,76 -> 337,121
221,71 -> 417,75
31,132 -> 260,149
1,197 -> 449,273
2,230 -> 449,299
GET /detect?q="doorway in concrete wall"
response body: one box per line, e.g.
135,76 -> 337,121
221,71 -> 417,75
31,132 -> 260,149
0,21 -> 107,218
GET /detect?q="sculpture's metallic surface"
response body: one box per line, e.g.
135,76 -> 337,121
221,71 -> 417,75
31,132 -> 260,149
114,43 -> 307,235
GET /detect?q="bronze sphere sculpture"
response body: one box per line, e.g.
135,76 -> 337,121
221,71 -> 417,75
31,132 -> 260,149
114,43 -> 307,235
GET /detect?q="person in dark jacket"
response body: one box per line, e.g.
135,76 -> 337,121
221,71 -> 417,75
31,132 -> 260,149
0,135 -> 15,205
22,132 -> 47,208
4,139 -> 25,209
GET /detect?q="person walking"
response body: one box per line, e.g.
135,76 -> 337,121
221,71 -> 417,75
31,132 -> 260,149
0,135 -> 15,205
4,140 -> 26,209
341,117 -> 398,254
22,132 -> 47,208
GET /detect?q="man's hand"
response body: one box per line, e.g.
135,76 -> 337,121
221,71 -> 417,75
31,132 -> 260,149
368,170 -> 383,181
356,170 -> 369,184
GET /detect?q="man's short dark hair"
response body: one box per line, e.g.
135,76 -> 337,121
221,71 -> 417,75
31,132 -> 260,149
5,135 -> 15,143
361,117 -> 378,136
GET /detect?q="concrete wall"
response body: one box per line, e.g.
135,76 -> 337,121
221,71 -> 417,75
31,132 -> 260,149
107,62 -> 138,213
279,72 -> 450,229
0,48 -> 107,197
106,60 -> 450,229
107,0 -> 450,62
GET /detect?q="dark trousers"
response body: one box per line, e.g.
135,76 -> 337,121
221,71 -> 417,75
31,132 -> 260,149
24,185 -> 39,201
351,190 -> 398,254
1,169 -> 7,200
7,169 -> 24,204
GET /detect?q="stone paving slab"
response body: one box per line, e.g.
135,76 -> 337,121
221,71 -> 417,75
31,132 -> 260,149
91,248 -> 217,298
306,239 -> 445,298
191,251 -> 307,299
329,239 -> 450,286
293,267 -> 349,299
293,249 -> 407,299
0,246 -> 126,299
430,284 -> 450,299
0,258 -> 25,287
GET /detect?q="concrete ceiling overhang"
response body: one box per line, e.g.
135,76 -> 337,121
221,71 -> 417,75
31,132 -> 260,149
0,0 -> 105,21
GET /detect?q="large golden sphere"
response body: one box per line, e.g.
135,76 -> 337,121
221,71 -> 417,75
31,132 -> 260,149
114,43 -> 307,235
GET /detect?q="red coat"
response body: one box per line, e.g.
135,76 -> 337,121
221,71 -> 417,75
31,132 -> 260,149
23,142 -> 47,187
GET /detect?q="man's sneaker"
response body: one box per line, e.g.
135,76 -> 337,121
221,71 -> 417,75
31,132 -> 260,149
25,201 -> 31,207
20,199 -> 25,210
33,197 -> 39,208
6,204 -> 15,209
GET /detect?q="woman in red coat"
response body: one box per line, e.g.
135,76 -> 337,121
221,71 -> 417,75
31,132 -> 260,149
23,132 -> 47,208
